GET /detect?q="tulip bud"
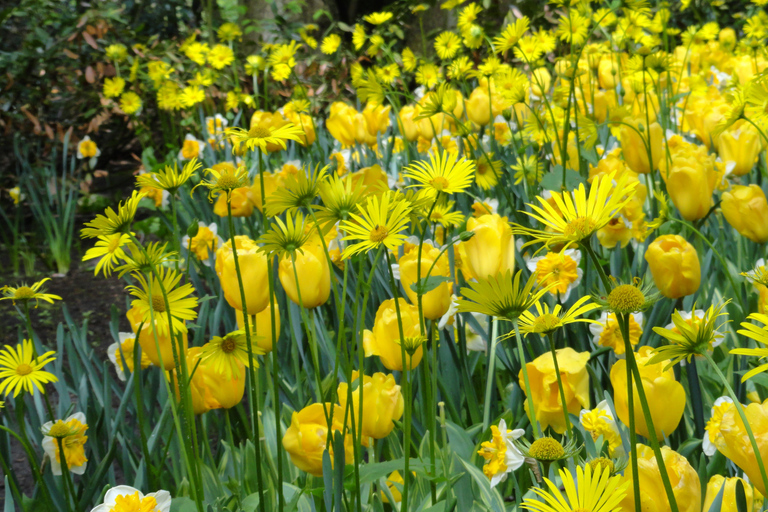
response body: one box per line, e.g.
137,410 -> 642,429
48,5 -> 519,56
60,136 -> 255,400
127,305 -> 188,370
337,371 -> 404,441
171,347 -> 221,415
519,347 -> 591,434
216,235 -> 270,315
721,185 -> 768,243
282,403 -> 353,477
645,234 -> 701,299
715,399 -> 768,495
610,346 -> 686,439
703,475 -> 762,512
619,444 -> 701,512
278,243 -> 331,309
235,303 -> 281,353
397,244 -> 452,320
620,116 -> 663,174
363,298 -> 423,371
717,122 -> 764,177
186,220 -> 200,238
462,214 -> 515,280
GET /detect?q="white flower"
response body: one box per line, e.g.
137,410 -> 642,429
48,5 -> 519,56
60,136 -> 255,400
107,332 -> 136,382
180,222 -> 223,267
703,396 -> 733,457
438,294 -> 459,330
90,485 -> 172,512
489,419 -> 526,488
77,135 -> 101,159
465,312 -> 489,352
526,249 -> 583,302
178,133 -> 205,160
41,412 -> 88,476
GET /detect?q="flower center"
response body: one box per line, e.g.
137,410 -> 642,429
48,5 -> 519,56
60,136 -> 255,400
151,295 -> 167,313
369,225 -> 390,243
429,176 -> 451,191
249,125 -> 271,139
13,286 -> 35,300
110,492 -> 158,512
16,363 -> 33,376
221,337 -> 236,353
587,457 -> 615,475
477,163 -> 488,175
47,422 -> 72,439
107,236 -> 122,252
563,216 -> 596,239
216,172 -> 241,190
528,437 -> 565,461
607,284 -> 645,313
532,313 -> 560,333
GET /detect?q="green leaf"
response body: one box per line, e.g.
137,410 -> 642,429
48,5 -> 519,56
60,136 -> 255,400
735,479 -> 748,512
410,275 -> 452,295
457,458 -> 506,512
170,497 -> 197,512
540,169 -> 585,192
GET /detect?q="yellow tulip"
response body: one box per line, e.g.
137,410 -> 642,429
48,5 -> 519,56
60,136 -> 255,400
337,371 -> 404,441
344,164 -> 389,196
326,102 -> 358,147
360,102 -> 391,146
721,185 -> 768,243
462,214 -> 515,280
216,236 -> 270,315
397,244 -> 452,320
620,116 -> 663,174
645,235 -> 701,299
172,347 -> 221,415
717,121 -> 764,177
466,87 -> 491,127
282,403 -> 353,477
714,399 -> 768,495
397,105 -> 420,142
250,171 -> 284,213
598,56 -> 619,89
610,346 -> 686,439
519,347 -> 590,434
364,298 -> 423,371
703,475 -> 762,512
530,67 -> 551,98
213,186 -> 254,217
127,305 -> 188,370
235,303 -> 281,353
284,111 -> 316,147
278,243 -> 330,309
618,445 -> 701,512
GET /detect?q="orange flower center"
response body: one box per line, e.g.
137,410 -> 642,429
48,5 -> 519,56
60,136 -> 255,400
16,363 -> 33,376
563,216 -> 596,239
249,125 -> 271,139
13,286 -> 35,300
429,176 -> 450,191
221,337 -> 236,353
151,295 -> 167,313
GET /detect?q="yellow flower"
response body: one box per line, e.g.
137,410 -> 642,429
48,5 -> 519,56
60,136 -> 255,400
610,346 -> 686,439
462,214 -> 515,279
520,347 -> 590,434
527,249 -> 582,300
340,192 -> 411,259
352,24 -> 366,50
651,303 -> 729,366
41,413 -> 88,475
404,151 -> 475,196
401,47 -> 416,72
579,400 -> 624,456
226,122 -> 304,153
104,44 -> 128,61
434,31 -> 462,60
215,235 -> 270,315
91,486 -> 170,511
397,242 -> 452,320
278,242 -> 331,309
515,296 -> 598,338
181,222 -> 222,265
321,34 -> 341,54
555,12 -> 590,46
77,135 -> 100,159
732,313 -> 768,381
103,76 -> 125,98
589,312 -> 642,355
477,419 -> 525,487
82,233 -> 131,277
208,44 -> 235,69
703,396 -> 734,456
184,41 -> 210,65
170,347 -> 221,414
703,475 -> 763,512
513,171 -> 638,251
127,304 -> 188,371
364,298 -> 423,371
415,63 -> 442,88
282,403 -> 353,476
1,278 -> 62,306
721,184 -> 768,243
81,190 -> 144,238
235,303 -> 281,354
127,267 -> 198,338
0,339 -> 57,397
474,153 -> 502,190
217,22 -> 242,42
363,11 -> 392,24
107,333 -> 151,382
645,234 -> 701,299
618,445 -> 701,512
620,116 -> 663,174
200,329 -> 263,380
523,465 -> 628,512
119,91 -> 142,115
713,398 -> 768,495
337,371 -> 404,441
717,121 -> 764,177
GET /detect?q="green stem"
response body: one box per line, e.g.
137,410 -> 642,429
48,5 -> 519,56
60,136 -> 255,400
513,319 -> 539,437
546,333 -> 572,436
55,438 -> 75,512
225,200 -> 266,512
482,318 -> 499,432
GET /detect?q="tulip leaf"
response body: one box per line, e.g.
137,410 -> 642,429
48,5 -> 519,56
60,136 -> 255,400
705,477 -> 726,512
457,458 -> 506,512
410,275 -> 452,295
540,168 -> 585,192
